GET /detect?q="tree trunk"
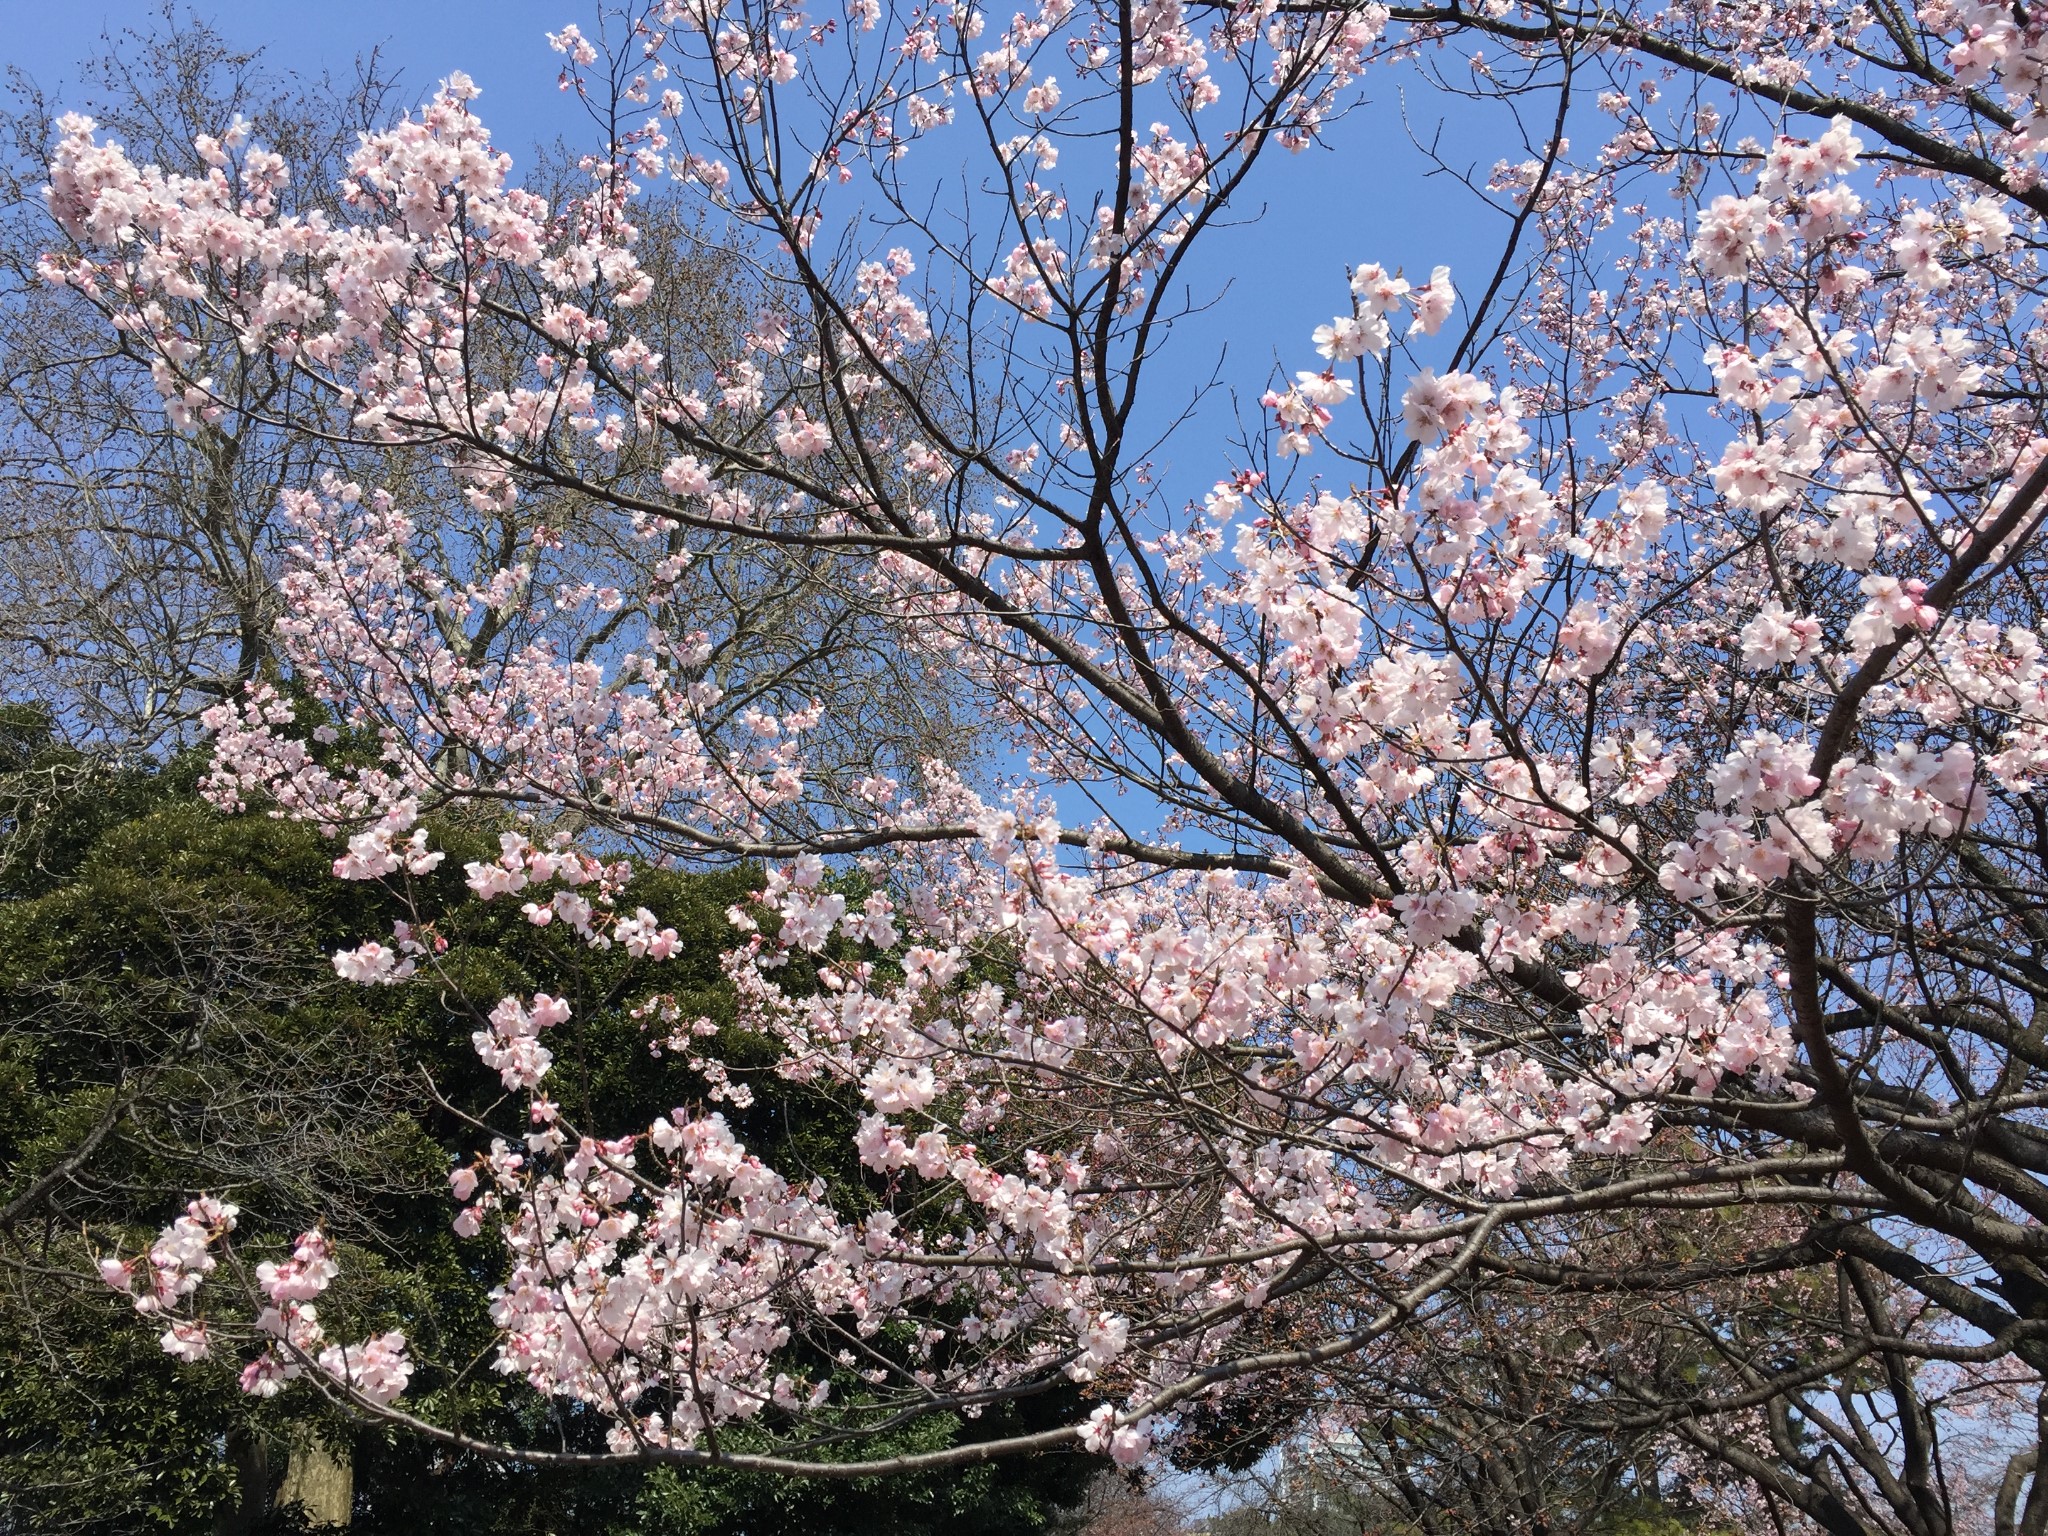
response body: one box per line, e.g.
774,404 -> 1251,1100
277,1437 -> 352,1527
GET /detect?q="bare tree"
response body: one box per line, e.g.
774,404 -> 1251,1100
0,10 -> 405,748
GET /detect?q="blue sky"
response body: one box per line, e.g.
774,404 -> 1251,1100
11,2 -> 597,140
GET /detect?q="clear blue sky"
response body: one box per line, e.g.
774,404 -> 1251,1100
10,3 -> 598,148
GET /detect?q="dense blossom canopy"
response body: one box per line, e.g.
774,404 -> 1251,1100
40,0 -> 2048,1509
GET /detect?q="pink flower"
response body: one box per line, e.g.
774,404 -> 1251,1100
160,1321 -> 211,1363
1407,265 -> 1456,335
772,411 -> 832,459
318,1331 -> 414,1407
1401,368 -> 1488,442
332,940 -> 413,984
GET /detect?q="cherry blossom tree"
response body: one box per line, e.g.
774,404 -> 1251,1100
37,0 -> 2048,1519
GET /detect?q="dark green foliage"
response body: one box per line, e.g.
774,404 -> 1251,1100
0,703 -> 164,901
